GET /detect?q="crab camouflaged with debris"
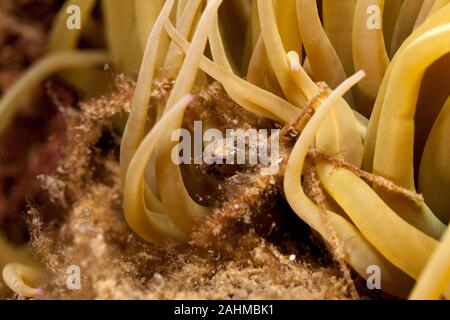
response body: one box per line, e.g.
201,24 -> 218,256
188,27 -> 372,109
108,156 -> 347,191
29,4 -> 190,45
0,0 -> 450,300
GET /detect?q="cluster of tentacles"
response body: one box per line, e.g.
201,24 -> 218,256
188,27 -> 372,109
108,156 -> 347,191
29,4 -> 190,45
0,0 -> 449,300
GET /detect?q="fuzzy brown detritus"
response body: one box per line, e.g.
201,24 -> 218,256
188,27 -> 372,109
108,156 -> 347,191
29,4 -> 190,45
39,75 -> 134,206
29,192 -> 351,300
29,156 -> 350,299
190,82 -> 275,130
191,173 -> 282,251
